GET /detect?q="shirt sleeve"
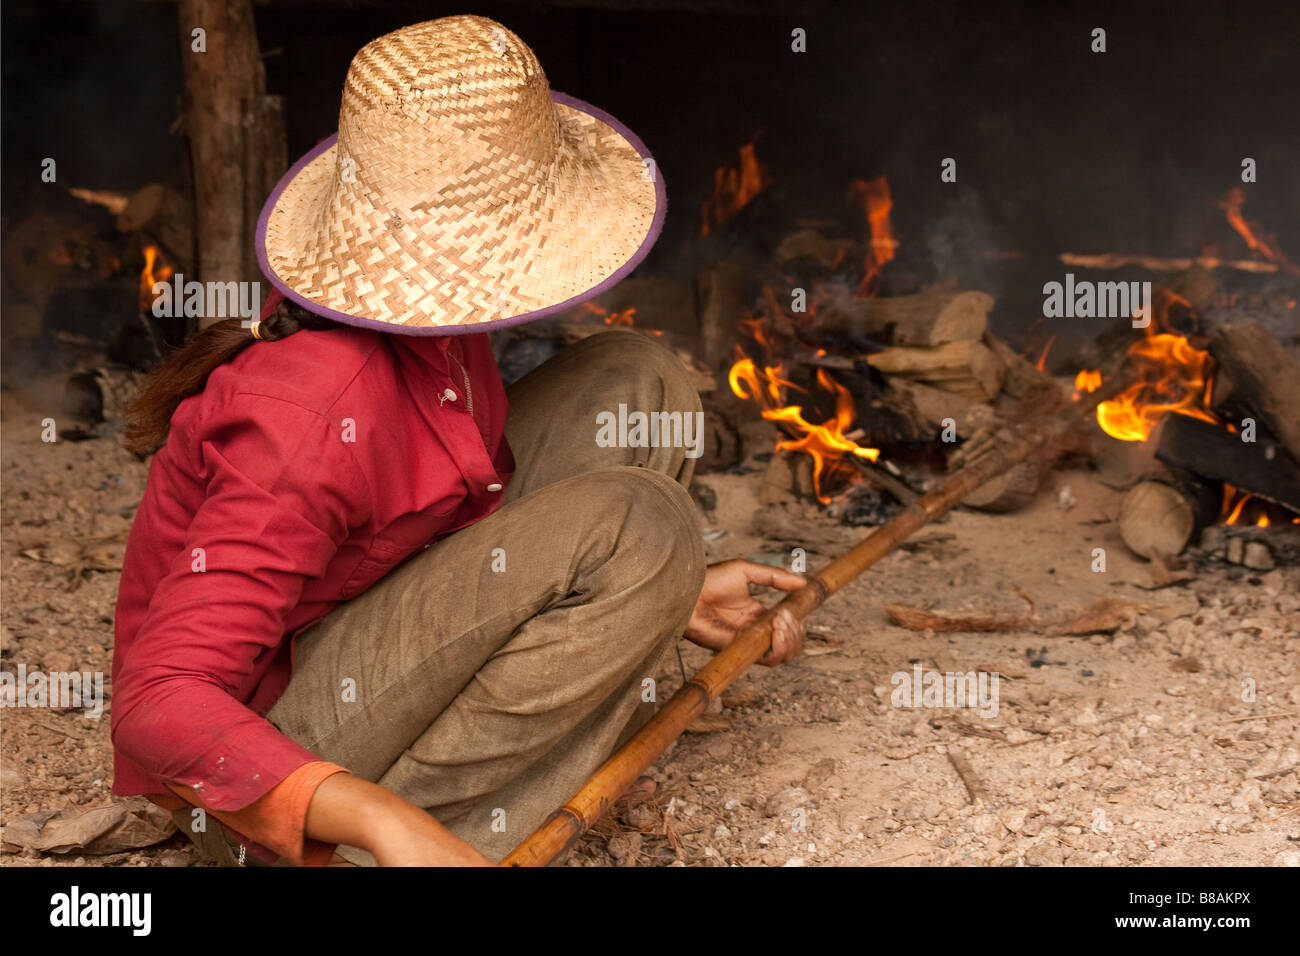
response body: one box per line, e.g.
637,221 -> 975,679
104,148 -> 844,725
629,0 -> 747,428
110,392 -> 370,811
165,760 -> 351,866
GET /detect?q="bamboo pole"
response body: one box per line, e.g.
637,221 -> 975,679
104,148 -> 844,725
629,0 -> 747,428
502,381 -> 1122,867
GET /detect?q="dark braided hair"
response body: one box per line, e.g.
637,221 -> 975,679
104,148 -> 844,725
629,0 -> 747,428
123,298 -> 338,456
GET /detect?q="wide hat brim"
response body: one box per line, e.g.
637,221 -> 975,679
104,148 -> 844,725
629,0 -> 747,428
255,93 -> 665,336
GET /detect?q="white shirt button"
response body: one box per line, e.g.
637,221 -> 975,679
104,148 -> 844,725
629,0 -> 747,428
441,388 -> 458,402
486,482 -> 503,492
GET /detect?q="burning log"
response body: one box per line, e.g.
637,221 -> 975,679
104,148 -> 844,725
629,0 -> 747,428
1155,414 -> 1300,516
816,288 -> 992,348
864,338 -> 1006,402
1208,321 -> 1300,470
501,373 -> 1131,866
115,184 -> 194,274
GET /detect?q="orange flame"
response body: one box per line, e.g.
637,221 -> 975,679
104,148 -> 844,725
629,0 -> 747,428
1075,292 -> 1216,441
139,245 -> 173,312
1074,369 -> 1102,394
701,141 -> 769,237
1217,187 -> 1300,275
574,301 -> 659,334
1034,335 -> 1056,372
1224,490 -> 1251,525
729,357 -> 879,504
848,176 -> 897,296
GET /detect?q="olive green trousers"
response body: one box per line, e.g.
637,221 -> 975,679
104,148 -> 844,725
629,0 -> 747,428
262,330 -> 705,863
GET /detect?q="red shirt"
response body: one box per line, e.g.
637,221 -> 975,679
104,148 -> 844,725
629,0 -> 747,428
111,291 -> 514,811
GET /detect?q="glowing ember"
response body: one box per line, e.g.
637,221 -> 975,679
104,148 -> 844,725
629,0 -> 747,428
729,356 -> 879,504
701,141 -> 769,237
848,176 -> 897,296
139,245 -> 173,312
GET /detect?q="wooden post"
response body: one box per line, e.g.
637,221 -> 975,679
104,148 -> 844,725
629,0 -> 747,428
177,0 -> 280,327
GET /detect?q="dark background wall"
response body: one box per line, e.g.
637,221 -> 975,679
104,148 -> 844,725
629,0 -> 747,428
4,0 -> 1298,349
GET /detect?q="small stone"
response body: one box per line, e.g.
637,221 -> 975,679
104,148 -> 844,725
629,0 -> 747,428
623,803 -> 658,830
899,797 -> 942,821
1,767 -> 27,789
1226,536 -> 1245,564
763,787 -> 808,818
1276,850 -> 1300,867
1199,525 -> 1225,554
607,832 -> 642,862
42,650 -> 76,673
999,808 -> 1028,833
1242,542 -> 1275,571
1024,844 -> 1067,866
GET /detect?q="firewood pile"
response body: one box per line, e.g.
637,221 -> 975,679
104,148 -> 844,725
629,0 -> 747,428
494,160 -> 1300,576
11,137 -> 1299,575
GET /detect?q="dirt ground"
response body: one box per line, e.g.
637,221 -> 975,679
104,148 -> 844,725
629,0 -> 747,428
2,376 -> 1297,867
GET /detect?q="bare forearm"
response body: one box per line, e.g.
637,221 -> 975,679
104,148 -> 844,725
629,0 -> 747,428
306,773 -> 492,866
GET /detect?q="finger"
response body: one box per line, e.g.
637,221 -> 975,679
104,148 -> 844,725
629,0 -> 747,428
783,609 -> 805,661
757,616 -> 784,667
737,562 -> 808,592
777,610 -> 798,664
761,613 -> 792,667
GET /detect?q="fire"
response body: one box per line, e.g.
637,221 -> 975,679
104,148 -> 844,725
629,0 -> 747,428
848,176 -> 897,296
1034,335 -> 1056,372
1074,369 -> 1102,394
1221,488 -> 1280,528
139,245 -> 173,312
1075,291 -> 1216,442
1093,333 -> 1216,441
574,301 -> 658,334
729,357 -> 879,504
701,141 -> 769,237
1223,490 -> 1251,525
1217,187 -> 1300,275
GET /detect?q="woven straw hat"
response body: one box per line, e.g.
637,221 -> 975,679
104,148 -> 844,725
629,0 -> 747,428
256,15 -> 664,335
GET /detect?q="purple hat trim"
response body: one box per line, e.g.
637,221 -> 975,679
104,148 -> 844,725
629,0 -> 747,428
254,92 -> 667,337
